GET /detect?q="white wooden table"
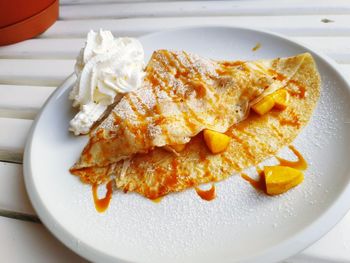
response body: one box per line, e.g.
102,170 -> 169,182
1,0 -> 350,262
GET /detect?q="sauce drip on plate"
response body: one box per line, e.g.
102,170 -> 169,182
92,180 -> 113,213
252,43 -> 261,52
195,184 -> 216,201
241,167 -> 266,193
151,197 -> 163,203
276,145 -> 307,170
241,146 -> 307,193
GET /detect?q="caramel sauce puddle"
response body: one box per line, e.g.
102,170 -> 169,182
92,181 -> 113,213
195,184 -> 216,201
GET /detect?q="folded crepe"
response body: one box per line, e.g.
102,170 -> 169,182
71,50 -> 306,170
71,51 -> 320,199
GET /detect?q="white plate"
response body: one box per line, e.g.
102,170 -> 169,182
24,26 -> 350,263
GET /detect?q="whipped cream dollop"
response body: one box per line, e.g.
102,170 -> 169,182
69,29 -> 145,135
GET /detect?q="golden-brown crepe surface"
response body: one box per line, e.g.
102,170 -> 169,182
112,53 -> 320,199
71,52 -> 320,200
71,50 -> 306,173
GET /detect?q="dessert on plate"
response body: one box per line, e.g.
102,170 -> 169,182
69,30 -> 320,206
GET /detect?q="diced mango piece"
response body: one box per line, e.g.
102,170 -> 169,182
170,144 -> 186,152
272,89 -> 290,110
203,129 -> 231,154
264,166 -> 304,195
164,144 -> 186,153
252,95 -> 275,116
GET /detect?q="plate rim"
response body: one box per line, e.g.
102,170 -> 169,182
23,25 -> 350,263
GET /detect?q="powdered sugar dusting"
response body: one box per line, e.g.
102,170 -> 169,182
301,76 -> 346,149
138,85 -> 156,110
98,50 -> 218,141
66,62 -> 350,262
185,51 -> 218,77
148,123 -> 162,140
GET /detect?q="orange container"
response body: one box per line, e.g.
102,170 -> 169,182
0,0 -> 59,46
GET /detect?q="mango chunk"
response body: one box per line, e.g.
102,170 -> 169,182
170,144 -> 186,152
252,95 -> 275,116
164,144 -> 186,153
272,89 -> 290,110
264,166 -> 304,195
203,129 -> 231,154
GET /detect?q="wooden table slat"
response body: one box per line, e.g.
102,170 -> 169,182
0,118 -> 32,163
60,0 -> 178,4
0,162 -> 35,215
0,45 -> 349,87
59,0 -> 350,20
0,216 -> 85,262
2,37 -> 350,64
41,15 -> 350,38
1,1 -> 350,261
0,85 -> 54,119
0,38 -> 84,59
0,59 -> 74,86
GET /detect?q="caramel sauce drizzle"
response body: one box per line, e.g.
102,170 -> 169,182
279,118 -> 301,128
203,159 -> 211,178
154,51 -> 209,134
253,63 -> 269,75
241,167 -> 266,193
163,50 -> 178,69
145,71 -> 171,143
124,96 -> 149,145
276,145 -> 307,170
270,124 -> 284,138
235,128 -> 267,150
126,93 -> 155,124
252,43 -> 261,52
279,109 -> 301,128
92,181 -> 113,213
195,184 -> 216,201
173,52 -> 191,79
125,95 -> 144,120
147,72 -> 161,88
241,146 -> 307,193
171,52 -> 191,79
148,52 -> 202,141
217,61 -> 246,75
110,93 -> 151,149
134,94 -> 152,115
166,51 -> 207,102
222,154 -> 240,171
268,69 -> 286,81
216,68 -> 232,76
288,79 -> 306,98
265,69 -> 306,99
228,132 -> 255,161
151,197 -> 163,203
181,52 -> 216,99
190,142 -> 217,201
197,140 -> 216,184
167,159 -> 179,186
182,51 -> 209,80
112,111 -> 122,126
174,53 -> 207,102
221,61 -> 245,67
